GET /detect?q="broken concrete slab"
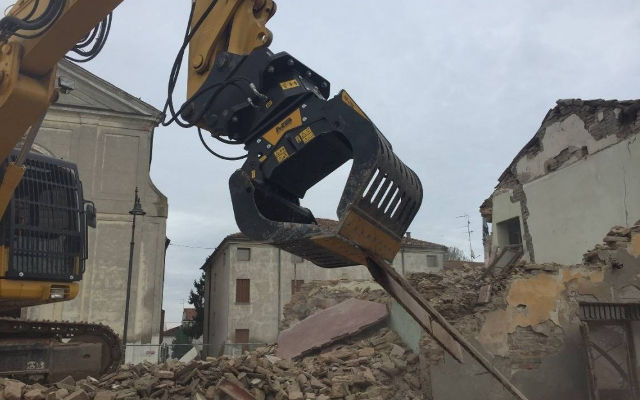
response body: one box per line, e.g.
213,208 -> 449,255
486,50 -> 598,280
4,380 -> 25,400
23,388 -> 45,400
179,346 -> 198,363
63,389 -> 89,400
477,284 -> 492,304
218,378 -> 256,400
276,298 -> 388,359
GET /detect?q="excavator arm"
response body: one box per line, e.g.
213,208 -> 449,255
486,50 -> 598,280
0,0 -> 122,164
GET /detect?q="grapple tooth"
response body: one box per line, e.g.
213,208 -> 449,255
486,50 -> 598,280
230,90 -> 422,268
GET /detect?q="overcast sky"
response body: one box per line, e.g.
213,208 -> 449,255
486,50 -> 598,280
5,0 -> 640,327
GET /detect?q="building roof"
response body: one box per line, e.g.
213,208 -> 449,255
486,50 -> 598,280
202,218 -> 448,269
55,60 -> 162,121
163,325 -> 180,337
401,236 -> 448,251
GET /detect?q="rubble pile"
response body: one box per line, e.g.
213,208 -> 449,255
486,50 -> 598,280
284,264 -> 498,329
0,329 -> 424,400
406,265 -> 486,322
583,221 -> 640,263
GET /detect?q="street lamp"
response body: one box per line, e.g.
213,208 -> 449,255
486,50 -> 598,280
122,187 -> 146,357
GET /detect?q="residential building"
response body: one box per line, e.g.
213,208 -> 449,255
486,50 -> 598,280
481,99 -> 640,266
182,308 -> 197,328
23,60 -> 169,363
201,221 -> 448,356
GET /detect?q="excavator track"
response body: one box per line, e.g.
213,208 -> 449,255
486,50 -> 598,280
0,317 -> 122,381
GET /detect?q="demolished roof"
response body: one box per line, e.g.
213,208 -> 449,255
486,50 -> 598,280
495,98 -> 640,190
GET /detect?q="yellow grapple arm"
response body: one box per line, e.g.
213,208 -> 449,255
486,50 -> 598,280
0,0 -> 123,164
0,0 -> 273,219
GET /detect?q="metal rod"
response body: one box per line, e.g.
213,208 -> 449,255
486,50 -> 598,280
122,187 -> 145,358
366,255 -> 530,400
122,211 -> 136,351
277,248 -> 281,331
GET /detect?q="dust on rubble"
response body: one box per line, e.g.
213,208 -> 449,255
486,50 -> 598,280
0,327 -> 425,400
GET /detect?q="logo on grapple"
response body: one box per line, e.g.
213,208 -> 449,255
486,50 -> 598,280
276,117 -> 293,134
263,109 -> 303,145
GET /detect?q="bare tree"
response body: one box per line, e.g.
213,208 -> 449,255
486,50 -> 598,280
445,246 -> 469,261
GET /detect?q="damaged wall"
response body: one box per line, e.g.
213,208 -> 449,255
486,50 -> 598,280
526,134 -> 639,264
485,99 -> 640,265
270,229 -> 640,399
425,224 -> 640,400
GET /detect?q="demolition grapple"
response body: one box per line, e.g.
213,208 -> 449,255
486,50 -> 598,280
183,48 -> 422,267
181,14 -> 531,398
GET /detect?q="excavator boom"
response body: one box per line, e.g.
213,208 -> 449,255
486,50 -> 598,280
0,0 -> 123,166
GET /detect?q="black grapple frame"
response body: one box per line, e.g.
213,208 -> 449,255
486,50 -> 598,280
184,48 -> 422,268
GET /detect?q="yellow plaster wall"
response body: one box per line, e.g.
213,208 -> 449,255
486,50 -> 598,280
477,267 -> 604,356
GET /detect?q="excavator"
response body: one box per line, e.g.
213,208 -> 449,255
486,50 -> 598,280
0,1 -> 527,398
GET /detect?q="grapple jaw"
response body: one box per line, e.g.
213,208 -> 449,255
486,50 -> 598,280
230,89 -> 422,268
184,48 -> 422,267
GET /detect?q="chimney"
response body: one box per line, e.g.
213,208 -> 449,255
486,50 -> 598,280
405,232 -> 411,238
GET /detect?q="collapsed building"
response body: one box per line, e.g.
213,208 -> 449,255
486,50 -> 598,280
278,224 -> 640,400
481,99 -> 639,266
426,226 -> 640,400
3,230 -> 637,400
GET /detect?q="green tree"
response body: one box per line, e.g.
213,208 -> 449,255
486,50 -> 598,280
183,271 -> 205,339
171,327 -> 192,359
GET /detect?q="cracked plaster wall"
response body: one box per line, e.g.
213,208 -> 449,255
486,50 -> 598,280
428,241 -> 640,400
488,101 -> 640,266
524,134 -> 639,264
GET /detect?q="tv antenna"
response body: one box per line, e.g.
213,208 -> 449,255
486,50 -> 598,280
457,214 -> 476,259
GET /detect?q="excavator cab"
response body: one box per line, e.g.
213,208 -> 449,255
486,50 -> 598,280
0,151 -> 90,312
184,48 -> 423,267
